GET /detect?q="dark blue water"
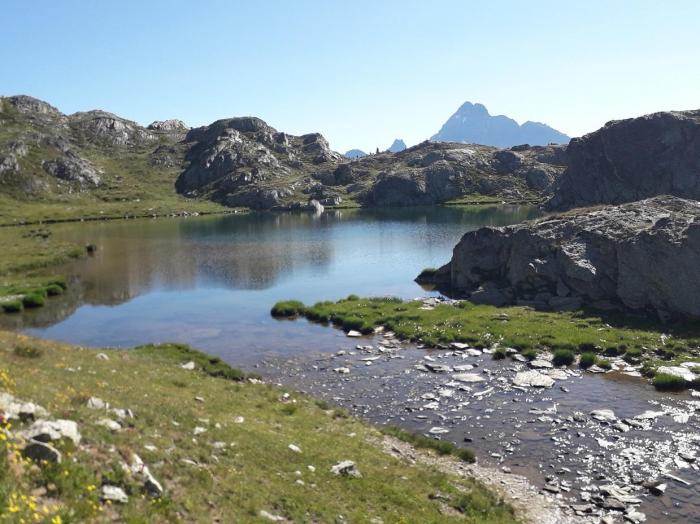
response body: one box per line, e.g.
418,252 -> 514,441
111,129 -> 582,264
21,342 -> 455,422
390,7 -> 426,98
9,206 -> 539,365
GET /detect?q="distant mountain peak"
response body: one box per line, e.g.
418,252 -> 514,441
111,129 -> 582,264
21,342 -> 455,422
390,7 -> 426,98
344,148 -> 366,159
387,139 -> 406,153
432,101 -> 570,148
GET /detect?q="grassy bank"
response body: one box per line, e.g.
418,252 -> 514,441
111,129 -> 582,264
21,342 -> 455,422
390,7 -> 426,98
0,332 -> 515,523
0,226 -> 84,315
0,194 -> 236,227
272,296 -> 700,389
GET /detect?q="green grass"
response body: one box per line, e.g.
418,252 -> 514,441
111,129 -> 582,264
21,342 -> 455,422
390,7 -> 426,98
274,296 -> 700,390
21,293 -> 45,308
578,352 -> 596,369
380,426 -> 476,463
0,332 -> 515,523
1,300 -> 22,313
270,300 -> 306,318
652,373 -> 688,391
552,349 -> 575,366
282,296 -> 700,355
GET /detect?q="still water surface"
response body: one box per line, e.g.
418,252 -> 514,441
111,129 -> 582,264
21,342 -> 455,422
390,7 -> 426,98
11,205 -> 539,365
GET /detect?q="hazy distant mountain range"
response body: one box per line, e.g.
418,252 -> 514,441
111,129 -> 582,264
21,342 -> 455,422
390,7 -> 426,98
431,101 -> 570,148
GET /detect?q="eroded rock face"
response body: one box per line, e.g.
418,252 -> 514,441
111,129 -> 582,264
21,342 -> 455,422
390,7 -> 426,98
69,110 -> 156,147
429,196 -> 700,319
359,142 -> 566,206
547,109 -> 700,210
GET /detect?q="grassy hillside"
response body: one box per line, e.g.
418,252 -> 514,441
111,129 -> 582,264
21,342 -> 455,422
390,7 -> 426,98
0,334 -> 516,523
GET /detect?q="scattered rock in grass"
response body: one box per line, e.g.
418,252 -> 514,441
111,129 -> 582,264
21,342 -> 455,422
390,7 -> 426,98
87,396 -> 108,410
23,439 -> 62,463
288,444 -> 301,453
233,416 -> 245,424
330,460 -> 362,478
101,485 -> 129,504
194,396 -> 205,403
96,418 -> 122,432
21,419 -> 81,445
180,361 -> 196,370
0,393 -> 48,421
96,353 -> 110,361
260,510 -> 287,522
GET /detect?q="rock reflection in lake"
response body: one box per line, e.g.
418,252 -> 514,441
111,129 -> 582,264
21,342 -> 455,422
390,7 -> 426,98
9,205 -> 539,363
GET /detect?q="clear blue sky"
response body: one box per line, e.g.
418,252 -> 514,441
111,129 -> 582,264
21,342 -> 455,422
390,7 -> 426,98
2,1 -> 699,152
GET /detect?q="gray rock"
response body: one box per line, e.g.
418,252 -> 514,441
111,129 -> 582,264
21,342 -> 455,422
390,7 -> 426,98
432,196 -> 700,319
512,370 -> 555,388
101,485 -> 129,504
547,109 -> 700,210
330,460 -> 362,478
20,419 -> 81,445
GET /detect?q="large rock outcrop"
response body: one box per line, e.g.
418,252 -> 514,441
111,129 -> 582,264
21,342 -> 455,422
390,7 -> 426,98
359,142 -> 566,206
427,196 -> 700,320
547,110 -> 700,210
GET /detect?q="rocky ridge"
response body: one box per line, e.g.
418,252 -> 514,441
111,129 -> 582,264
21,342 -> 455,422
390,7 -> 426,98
547,109 -> 700,211
0,95 -> 567,211
427,196 -> 700,320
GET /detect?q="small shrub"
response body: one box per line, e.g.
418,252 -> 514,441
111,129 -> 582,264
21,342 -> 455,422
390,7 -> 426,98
455,448 -> 476,463
345,294 -> 360,301
597,358 -> 612,370
14,344 -> 43,359
22,293 -> 45,308
314,399 -> 331,411
652,373 -> 687,391
522,348 -> 539,361
578,342 -> 598,353
342,316 -> 373,334
1,300 -> 23,313
45,284 -> 64,296
280,404 -> 298,416
492,348 -> 507,360
332,408 -> 350,419
623,348 -> 643,363
270,300 -> 305,318
552,349 -> 575,366
579,352 -> 596,369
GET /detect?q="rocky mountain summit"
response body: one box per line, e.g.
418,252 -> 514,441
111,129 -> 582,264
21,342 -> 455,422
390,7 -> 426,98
547,109 -> 700,211
386,139 -> 406,153
425,196 -> 700,320
432,102 -> 570,148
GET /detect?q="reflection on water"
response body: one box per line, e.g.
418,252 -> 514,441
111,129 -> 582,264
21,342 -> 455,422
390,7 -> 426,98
5,205 -> 540,365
